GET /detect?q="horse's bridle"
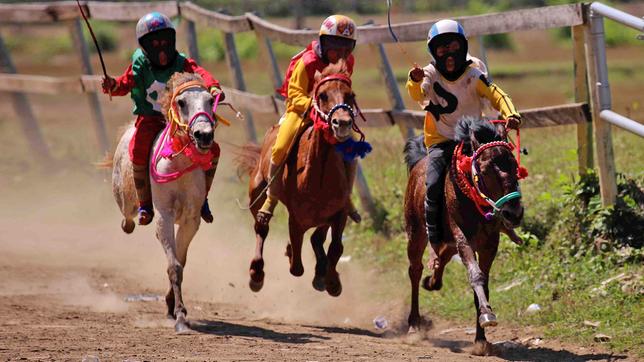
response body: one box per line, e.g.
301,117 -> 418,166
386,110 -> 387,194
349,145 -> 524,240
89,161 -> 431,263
167,80 -> 220,135
311,74 -> 356,123
311,73 -> 367,141
470,140 -> 522,219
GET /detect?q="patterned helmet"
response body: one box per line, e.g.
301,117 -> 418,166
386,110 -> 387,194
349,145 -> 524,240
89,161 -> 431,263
136,12 -> 175,41
426,19 -> 468,58
319,15 -> 357,41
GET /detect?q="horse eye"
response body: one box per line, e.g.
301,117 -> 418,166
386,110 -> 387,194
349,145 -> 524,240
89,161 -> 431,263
346,93 -> 355,103
177,99 -> 186,108
319,92 -> 328,102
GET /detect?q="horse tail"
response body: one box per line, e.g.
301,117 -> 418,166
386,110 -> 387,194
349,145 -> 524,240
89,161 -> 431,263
94,153 -> 113,169
233,143 -> 262,179
403,134 -> 426,172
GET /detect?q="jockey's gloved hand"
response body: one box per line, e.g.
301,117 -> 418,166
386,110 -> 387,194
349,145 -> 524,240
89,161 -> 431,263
101,76 -> 116,94
409,67 -> 424,82
506,116 -> 521,130
210,87 -> 225,102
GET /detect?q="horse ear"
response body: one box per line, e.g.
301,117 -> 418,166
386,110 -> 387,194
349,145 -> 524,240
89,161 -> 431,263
314,70 -> 322,84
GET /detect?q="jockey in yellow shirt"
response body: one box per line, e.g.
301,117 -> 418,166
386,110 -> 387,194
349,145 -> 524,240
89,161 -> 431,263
406,19 -> 521,246
256,15 -> 361,226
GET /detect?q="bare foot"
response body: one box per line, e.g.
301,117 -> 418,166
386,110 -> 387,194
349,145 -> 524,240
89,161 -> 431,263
256,211 -> 272,226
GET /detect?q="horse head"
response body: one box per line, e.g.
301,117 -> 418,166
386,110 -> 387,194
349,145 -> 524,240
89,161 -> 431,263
162,73 -> 216,152
312,59 -> 356,143
455,117 -> 524,229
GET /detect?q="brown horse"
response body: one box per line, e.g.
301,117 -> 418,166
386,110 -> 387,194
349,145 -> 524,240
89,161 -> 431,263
236,61 -> 357,297
404,117 -> 524,355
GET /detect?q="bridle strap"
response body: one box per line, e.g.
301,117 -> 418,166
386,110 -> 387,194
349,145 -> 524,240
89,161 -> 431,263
471,140 -> 522,215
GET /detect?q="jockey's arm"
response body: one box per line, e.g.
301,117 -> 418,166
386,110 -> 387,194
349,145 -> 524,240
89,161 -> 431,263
405,72 -> 425,103
105,64 -> 136,96
286,59 -> 312,114
184,58 -> 223,97
475,74 -> 521,124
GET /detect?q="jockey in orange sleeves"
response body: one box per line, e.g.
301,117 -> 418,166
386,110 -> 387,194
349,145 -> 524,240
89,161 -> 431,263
256,14 -> 361,226
406,19 -> 521,246
101,12 -> 224,226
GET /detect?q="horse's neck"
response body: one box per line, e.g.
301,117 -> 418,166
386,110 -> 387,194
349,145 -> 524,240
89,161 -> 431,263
152,133 -> 198,178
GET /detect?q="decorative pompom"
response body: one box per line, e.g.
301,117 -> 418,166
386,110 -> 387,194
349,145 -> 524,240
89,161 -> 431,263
517,166 -> 529,180
458,156 -> 472,174
335,139 -> 373,161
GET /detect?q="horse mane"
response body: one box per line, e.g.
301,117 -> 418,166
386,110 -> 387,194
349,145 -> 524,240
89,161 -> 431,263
160,72 -> 206,118
320,58 -> 350,78
454,116 -> 502,155
403,134 -> 426,172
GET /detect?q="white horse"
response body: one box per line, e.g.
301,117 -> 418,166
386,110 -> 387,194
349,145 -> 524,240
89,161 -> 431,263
112,73 -> 219,333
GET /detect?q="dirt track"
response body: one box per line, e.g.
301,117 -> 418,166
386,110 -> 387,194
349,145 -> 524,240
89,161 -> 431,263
0,173 -> 633,362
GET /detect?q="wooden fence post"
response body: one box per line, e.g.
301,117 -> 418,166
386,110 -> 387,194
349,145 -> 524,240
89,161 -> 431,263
584,17 -> 617,205
0,34 -> 53,166
184,19 -> 201,63
370,41 -> 413,140
256,32 -> 283,94
572,25 -> 593,176
68,18 -> 109,155
222,32 -> 257,143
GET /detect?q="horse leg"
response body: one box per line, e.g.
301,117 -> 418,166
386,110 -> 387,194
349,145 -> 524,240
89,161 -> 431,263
422,243 -> 457,291
155,209 -> 186,333
471,244 -> 498,356
287,217 -> 305,277
168,216 -> 200,334
310,226 -> 329,291
407,225 -> 427,333
325,213 -> 347,297
249,219 -> 269,292
450,222 -> 497,352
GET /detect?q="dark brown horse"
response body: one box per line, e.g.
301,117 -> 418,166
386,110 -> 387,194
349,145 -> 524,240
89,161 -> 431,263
236,61 -> 357,297
404,117 -> 525,355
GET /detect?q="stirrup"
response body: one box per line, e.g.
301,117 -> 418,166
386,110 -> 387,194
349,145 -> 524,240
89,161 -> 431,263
138,206 -> 154,225
201,199 -> 213,223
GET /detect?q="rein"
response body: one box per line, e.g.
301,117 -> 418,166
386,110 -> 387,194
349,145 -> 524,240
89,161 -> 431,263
150,81 -> 221,184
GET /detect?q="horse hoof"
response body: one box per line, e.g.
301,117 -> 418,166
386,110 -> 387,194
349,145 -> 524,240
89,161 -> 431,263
121,219 -> 135,234
472,340 -> 496,356
290,264 -> 304,277
479,313 -> 498,328
312,275 -> 326,291
175,321 -> 190,334
422,275 -> 442,291
326,280 -> 342,297
249,278 -> 264,292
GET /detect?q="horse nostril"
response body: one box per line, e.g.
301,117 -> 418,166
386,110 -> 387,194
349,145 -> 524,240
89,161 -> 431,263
194,130 -> 202,139
331,119 -> 339,127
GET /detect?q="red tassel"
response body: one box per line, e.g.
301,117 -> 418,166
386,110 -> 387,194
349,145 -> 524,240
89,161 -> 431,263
458,156 -> 472,174
517,166 -> 528,180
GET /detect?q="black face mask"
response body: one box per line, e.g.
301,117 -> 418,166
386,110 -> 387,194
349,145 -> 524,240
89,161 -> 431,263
430,36 -> 469,81
319,35 -> 355,63
139,29 -> 177,69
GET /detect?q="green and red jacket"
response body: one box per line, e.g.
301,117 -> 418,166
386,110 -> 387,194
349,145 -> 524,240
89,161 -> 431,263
111,49 -> 221,116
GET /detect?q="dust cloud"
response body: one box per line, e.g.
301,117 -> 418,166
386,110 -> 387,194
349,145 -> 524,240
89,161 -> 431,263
0,158 -> 404,331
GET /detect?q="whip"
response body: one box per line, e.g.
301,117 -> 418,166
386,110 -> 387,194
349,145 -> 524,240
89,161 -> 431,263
76,0 -> 112,101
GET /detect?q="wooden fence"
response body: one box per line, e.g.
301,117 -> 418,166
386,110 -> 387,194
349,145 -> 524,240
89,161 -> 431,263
0,1 -> 617,209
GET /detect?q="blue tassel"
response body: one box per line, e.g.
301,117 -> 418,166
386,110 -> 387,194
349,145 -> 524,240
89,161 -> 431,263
335,139 -> 372,161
